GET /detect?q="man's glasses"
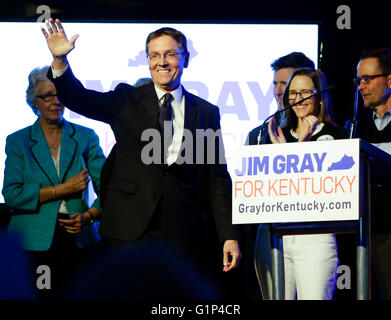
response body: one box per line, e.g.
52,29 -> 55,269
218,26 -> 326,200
353,73 -> 391,85
147,51 -> 184,63
288,89 -> 318,101
37,93 -> 58,102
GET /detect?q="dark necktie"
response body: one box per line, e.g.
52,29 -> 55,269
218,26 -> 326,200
159,93 -> 173,161
159,93 -> 173,136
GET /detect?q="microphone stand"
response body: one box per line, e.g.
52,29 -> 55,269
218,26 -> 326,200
257,86 -> 334,145
349,84 -> 360,139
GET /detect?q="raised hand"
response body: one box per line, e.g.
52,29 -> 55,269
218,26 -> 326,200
298,115 -> 319,142
41,18 -> 79,68
268,117 -> 286,144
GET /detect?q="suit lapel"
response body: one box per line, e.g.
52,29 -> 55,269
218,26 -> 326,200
136,83 -> 200,131
59,121 -> 78,183
135,82 -> 160,131
135,83 -> 167,167
183,88 -> 199,131
30,119 -> 60,185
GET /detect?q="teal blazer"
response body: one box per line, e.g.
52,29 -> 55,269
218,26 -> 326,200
2,119 -> 106,251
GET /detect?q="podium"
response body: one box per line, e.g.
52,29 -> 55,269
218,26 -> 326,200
259,140 -> 391,300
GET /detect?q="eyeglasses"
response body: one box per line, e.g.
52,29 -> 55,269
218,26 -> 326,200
147,51 -> 184,62
288,89 -> 318,101
37,93 -> 58,102
353,73 -> 391,85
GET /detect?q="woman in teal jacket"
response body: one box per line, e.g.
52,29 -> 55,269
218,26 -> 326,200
2,66 -> 106,298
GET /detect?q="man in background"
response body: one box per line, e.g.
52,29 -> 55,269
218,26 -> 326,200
352,48 -> 391,299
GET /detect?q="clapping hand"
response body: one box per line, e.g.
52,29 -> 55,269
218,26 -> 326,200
268,117 -> 286,144
298,115 -> 319,142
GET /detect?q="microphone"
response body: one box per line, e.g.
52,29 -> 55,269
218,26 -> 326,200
256,84 -> 336,144
348,84 -> 360,139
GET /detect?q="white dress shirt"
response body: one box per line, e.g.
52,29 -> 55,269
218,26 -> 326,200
154,85 -> 185,166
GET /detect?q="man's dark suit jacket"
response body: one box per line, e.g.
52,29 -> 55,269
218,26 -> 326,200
247,124 -> 263,146
48,67 -> 237,253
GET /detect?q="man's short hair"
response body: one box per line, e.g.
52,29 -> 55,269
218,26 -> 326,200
360,48 -> 391,74
146,27 -> 189,57
271,52 -> 315,71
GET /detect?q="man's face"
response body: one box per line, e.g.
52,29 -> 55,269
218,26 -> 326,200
356,57 -> 391,109
148,35 -> 188,92
273,67 -> 296,110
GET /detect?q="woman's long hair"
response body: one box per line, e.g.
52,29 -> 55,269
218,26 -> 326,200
280,68 -> 335,130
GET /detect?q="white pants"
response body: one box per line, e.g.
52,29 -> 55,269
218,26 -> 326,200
283,234 -> 339,300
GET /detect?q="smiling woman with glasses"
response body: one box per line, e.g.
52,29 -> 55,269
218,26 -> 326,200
265,67 -> 348,300
2,65 -> 106,299
278,68 -> 337,137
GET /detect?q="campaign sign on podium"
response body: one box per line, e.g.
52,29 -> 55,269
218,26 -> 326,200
232,139 -> 360,224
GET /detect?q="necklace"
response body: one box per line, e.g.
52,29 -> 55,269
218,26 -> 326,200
41,124 -> 61,153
